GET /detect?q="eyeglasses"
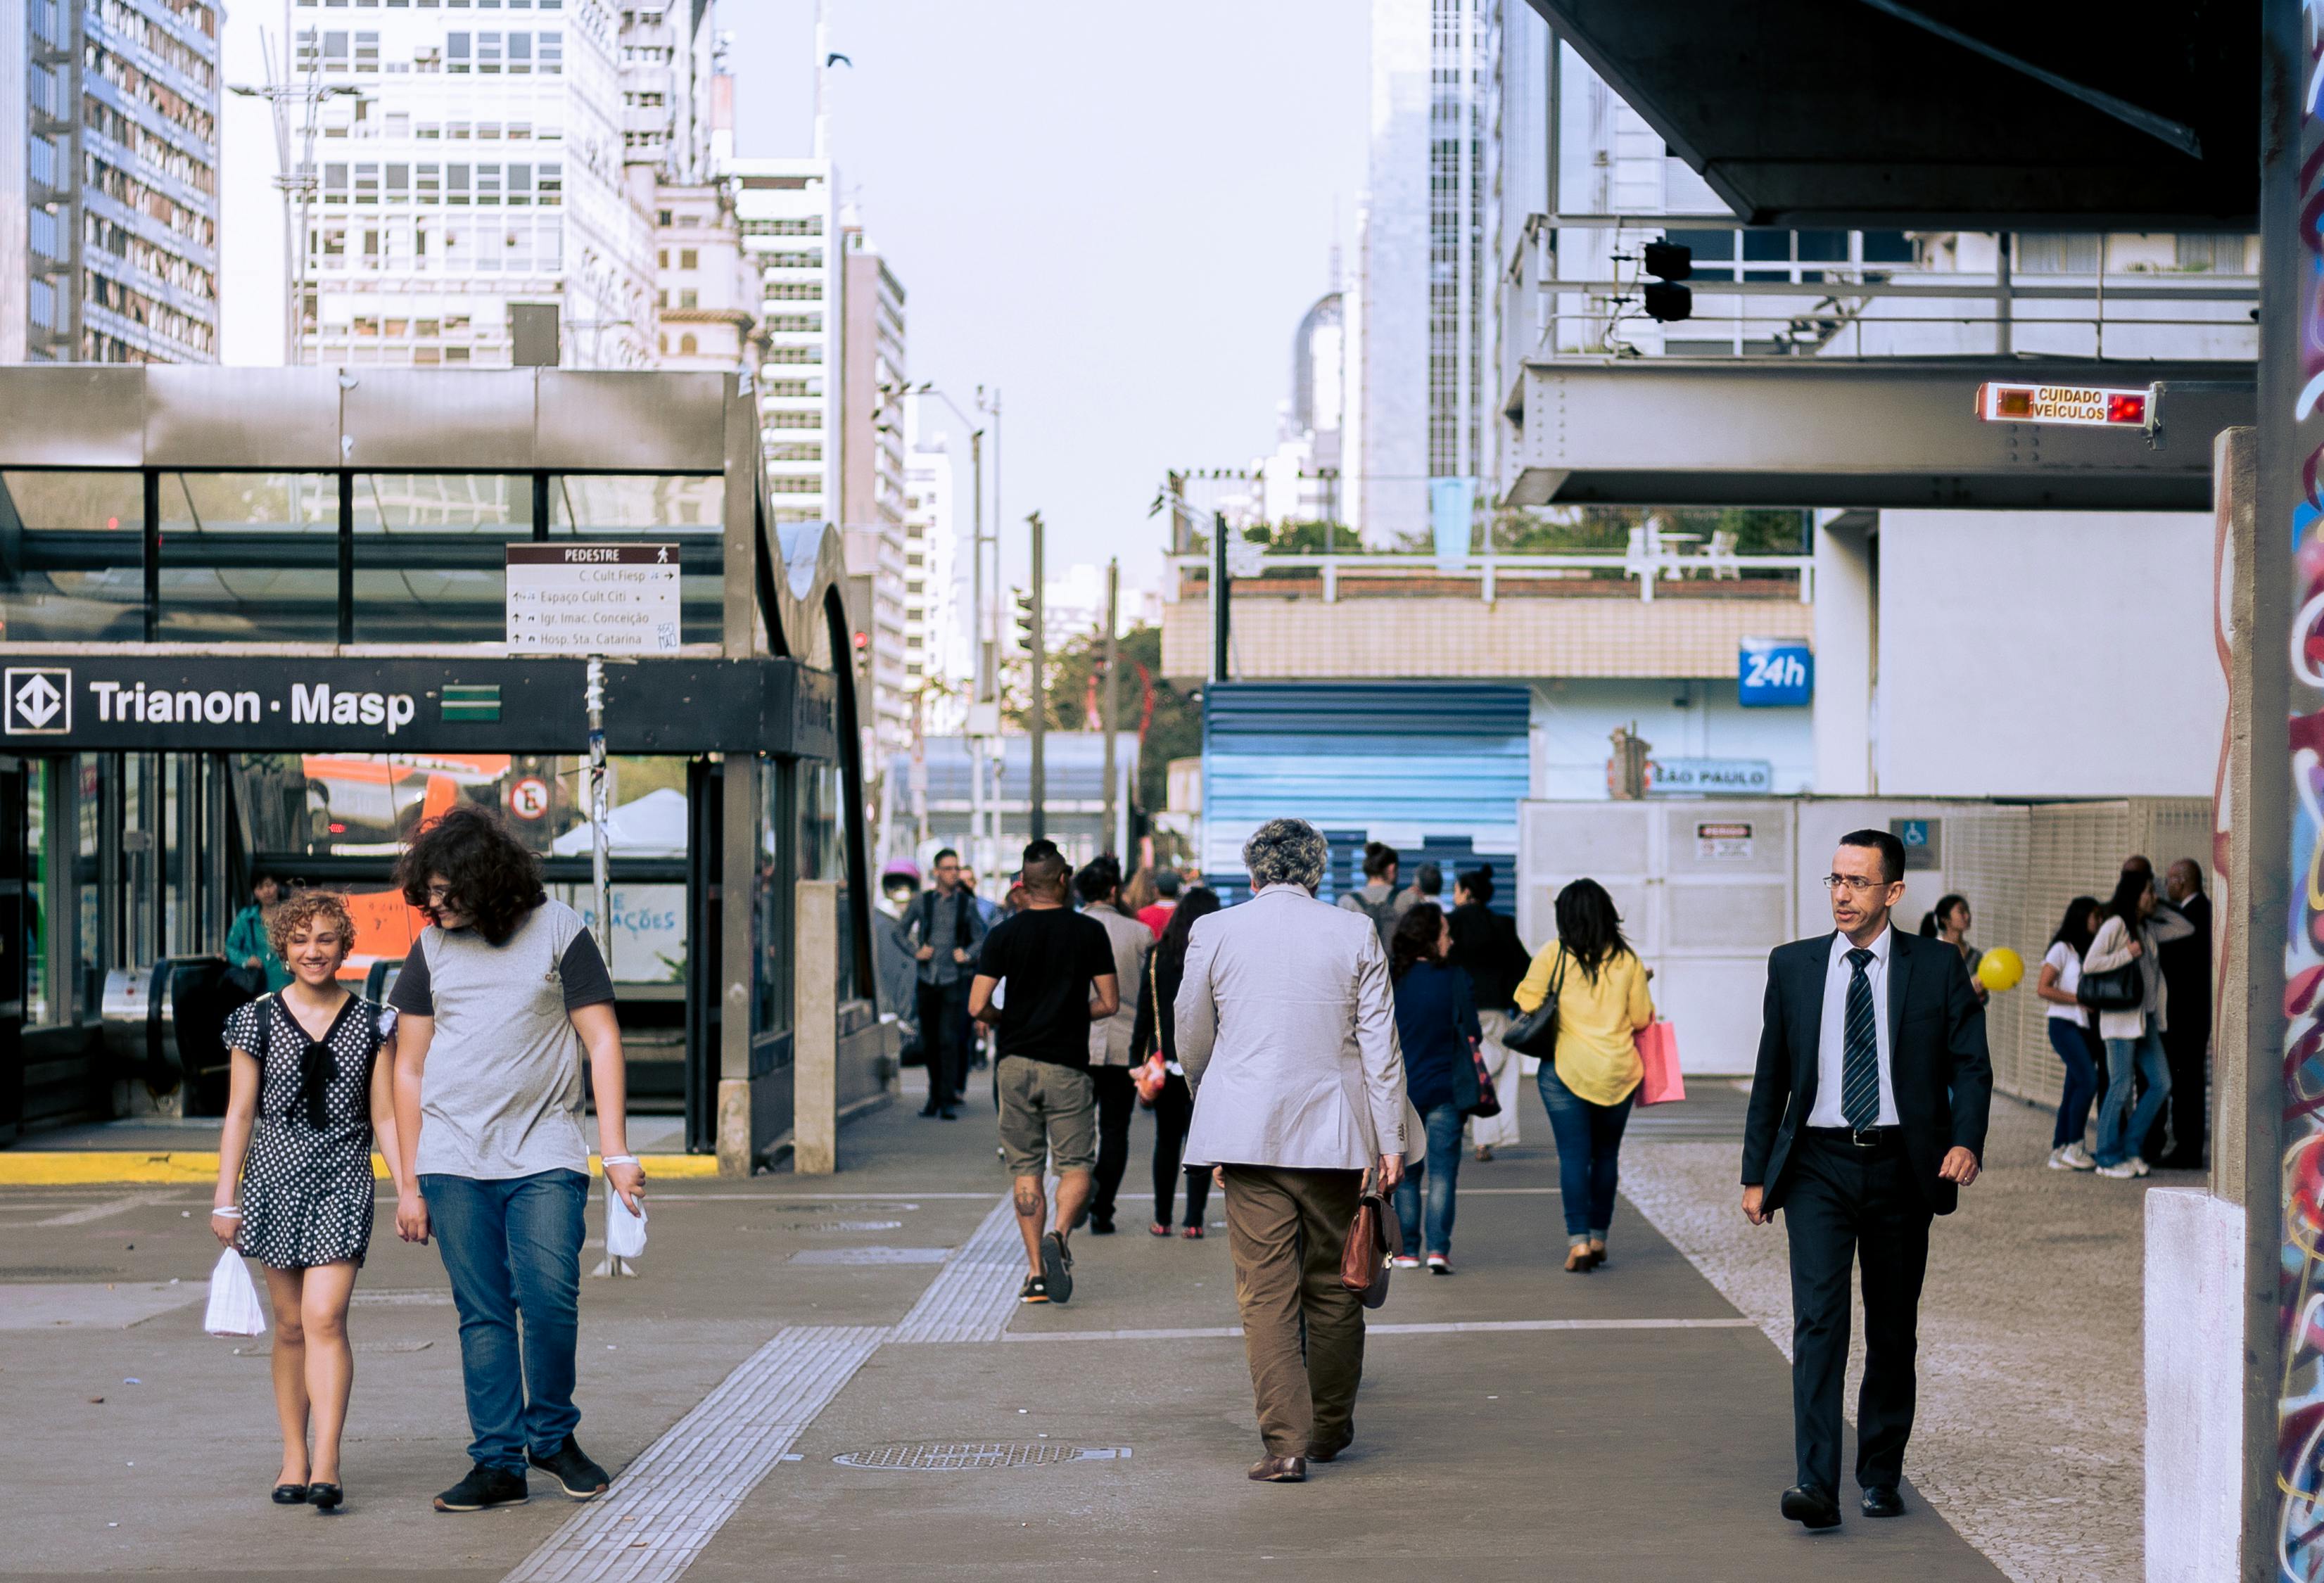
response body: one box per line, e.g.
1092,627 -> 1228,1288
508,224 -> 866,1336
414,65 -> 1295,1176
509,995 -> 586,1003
1822,875 -> 1890,895
425,884 -> 455,903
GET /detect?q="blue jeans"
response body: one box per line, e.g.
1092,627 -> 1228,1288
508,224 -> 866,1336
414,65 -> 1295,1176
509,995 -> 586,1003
1537,1062 -> 1634,1242
2093,1026 -> 2169,1168
2047,1019 -> 2100,1150
421,1169 -> 589,1473
1392,1101 -> 1466,1257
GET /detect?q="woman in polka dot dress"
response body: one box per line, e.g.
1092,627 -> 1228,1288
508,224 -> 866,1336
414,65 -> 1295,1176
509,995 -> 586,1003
210,890 -> 409,1513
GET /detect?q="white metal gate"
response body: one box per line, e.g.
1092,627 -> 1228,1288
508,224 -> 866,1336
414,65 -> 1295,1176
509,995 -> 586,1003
1518,800 -> 1797,1075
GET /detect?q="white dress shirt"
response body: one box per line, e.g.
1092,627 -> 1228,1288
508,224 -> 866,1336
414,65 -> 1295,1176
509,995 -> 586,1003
1807,924 -> 1898,1128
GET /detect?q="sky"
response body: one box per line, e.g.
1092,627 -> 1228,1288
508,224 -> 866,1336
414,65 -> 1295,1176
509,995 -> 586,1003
717,1 -> 1371,601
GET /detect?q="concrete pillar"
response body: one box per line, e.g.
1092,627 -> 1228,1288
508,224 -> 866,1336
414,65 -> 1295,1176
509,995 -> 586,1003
793,879 -> 839,1176
716,755 -> 758,1178
1811,510 -> 1874,794
2212,427 -> 2257,1211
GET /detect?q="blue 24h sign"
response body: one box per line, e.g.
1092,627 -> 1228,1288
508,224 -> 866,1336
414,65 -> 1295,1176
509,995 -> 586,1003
1738,639 -> 1813,707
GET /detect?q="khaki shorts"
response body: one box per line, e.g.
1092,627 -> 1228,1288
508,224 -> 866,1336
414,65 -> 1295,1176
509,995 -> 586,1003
996,1055 -> 1098,1178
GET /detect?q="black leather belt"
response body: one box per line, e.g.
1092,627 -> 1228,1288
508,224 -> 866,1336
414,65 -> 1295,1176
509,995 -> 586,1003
1805,1125 -> 1900,1150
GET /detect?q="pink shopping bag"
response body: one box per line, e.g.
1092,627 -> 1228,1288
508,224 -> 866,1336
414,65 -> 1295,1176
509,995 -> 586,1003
1635,1022 -> 1684,1105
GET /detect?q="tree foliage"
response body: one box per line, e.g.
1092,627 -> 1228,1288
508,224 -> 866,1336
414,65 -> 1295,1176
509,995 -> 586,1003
1003,623 -> 1198,818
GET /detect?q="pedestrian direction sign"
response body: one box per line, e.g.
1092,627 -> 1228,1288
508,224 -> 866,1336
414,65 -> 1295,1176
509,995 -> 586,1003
506,544 -> 682,654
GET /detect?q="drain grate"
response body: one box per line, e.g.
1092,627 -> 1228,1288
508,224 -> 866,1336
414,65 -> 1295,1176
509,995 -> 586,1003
743,1221 -> 904,1234
832,1442 -> 1131,1471
787,1246 -> 951,1266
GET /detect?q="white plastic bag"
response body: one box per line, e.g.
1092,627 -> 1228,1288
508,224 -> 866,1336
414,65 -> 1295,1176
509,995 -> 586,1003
605,1179 -> 647,1259
203,1247 -> 267,1337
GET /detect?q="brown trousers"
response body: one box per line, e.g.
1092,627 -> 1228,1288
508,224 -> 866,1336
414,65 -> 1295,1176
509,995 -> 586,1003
1221,1164 -> 1366,1458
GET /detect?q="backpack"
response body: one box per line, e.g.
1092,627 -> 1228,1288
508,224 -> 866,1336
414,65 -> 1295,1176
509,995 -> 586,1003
1349,886 -> 1398,950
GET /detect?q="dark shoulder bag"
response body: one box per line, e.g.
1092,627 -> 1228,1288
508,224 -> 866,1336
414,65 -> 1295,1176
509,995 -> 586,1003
1501,947 -> 1568,1058
2077,926 -> 2145,1013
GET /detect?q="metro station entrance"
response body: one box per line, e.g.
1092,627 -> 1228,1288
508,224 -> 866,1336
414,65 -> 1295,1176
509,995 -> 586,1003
0,367 -> 881,1170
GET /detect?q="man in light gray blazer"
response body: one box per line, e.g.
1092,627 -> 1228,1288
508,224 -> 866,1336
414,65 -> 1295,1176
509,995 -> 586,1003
1179,818 -> 1407,1484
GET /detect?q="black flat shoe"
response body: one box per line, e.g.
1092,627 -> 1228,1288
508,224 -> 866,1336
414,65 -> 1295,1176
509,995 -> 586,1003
307,1482 -> 343,1512
1781,1485 -> 1841,1530
272,1484 -> 309,1505
1860,1486 -> 1905,1519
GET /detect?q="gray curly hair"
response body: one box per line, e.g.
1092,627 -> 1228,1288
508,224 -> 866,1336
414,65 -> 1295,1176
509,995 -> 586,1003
1242,818 -> 1329,891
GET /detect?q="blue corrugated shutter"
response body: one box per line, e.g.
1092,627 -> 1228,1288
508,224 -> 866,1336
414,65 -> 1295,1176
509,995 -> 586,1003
1202,682 -> 1529,904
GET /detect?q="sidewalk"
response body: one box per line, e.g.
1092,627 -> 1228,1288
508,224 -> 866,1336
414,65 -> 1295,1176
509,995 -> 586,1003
1,1074 -> 2009,1582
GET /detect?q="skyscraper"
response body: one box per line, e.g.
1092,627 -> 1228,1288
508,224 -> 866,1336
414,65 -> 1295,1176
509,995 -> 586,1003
1354,0 -> 1496,542
731,155 -> 837,521
839,224 -> 909,762
249,0 -> 665,369
901,402 -> 963,732
3,0 -> 224,364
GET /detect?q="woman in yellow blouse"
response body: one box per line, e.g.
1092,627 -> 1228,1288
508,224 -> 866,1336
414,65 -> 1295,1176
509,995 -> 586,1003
1513,879 -> 1655,1273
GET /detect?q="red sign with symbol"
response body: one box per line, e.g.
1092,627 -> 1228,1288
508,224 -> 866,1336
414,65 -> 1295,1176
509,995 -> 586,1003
508,775 -> 551,821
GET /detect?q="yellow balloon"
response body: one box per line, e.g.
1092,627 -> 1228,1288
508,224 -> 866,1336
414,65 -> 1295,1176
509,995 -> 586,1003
1977,946 -> 2024,993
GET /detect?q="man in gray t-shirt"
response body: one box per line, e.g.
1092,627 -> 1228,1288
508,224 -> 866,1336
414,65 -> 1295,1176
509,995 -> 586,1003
388,805 -> 637,1515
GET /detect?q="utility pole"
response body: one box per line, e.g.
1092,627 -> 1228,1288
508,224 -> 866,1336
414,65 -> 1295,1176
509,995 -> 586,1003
231,35 -> 359,367
1027,511 -> 1046,841
1102,558 -> 1119,858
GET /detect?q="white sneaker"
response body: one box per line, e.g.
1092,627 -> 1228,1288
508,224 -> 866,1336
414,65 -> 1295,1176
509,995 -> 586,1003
1389,1254 -> 1421,1269
2047,1147 -> 2075,1170
2129,1156 -> 2152,1178
2063,1143 -> 2097,1170
2096,1160 -> 2141,1179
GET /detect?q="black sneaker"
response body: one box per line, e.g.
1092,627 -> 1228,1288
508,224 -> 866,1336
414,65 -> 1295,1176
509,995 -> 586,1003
433,1463 -> 528,1513
1018,1275 -> 1050,1304
1041,1231 -> 1074,1305
1089,1212 -> 1116,1235
528,1436 -> 611,1501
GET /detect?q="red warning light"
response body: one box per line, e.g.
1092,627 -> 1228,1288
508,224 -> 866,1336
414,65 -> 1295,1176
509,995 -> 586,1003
106,516 -> 120,530
2105,392 -> 2147,425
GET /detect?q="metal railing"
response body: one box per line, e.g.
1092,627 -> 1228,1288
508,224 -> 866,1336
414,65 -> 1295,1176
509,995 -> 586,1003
1164,547 -> 1815,605
1513,218 -> 2260,363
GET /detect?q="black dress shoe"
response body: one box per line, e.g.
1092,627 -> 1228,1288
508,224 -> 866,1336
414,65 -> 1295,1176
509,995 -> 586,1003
1780,1485 -> 1842,1529
1089,1212 -> 1116,1235
307,1482 -> 343,1512
1861,1486 -> 1905,1518
271,1484 -> 309,1505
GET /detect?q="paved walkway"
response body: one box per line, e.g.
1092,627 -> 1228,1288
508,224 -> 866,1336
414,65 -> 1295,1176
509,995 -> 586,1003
1620,1083 -> 2162,1583
1,1078 -> 2018,1582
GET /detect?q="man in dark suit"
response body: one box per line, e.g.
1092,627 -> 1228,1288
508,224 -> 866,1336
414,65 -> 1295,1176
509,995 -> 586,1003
1741,828 -> 1990,1531
2147,858 -> 2212,1168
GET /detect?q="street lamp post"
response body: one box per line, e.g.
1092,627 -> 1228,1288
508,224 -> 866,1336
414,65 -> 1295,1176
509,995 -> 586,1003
231,30 -> 362,367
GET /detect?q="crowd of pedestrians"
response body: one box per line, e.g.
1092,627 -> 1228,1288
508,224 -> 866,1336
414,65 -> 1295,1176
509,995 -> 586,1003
201,795 -> 2209,1525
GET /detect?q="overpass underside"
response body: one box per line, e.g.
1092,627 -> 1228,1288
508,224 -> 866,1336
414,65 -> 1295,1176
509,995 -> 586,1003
1505,358 -> 2255,510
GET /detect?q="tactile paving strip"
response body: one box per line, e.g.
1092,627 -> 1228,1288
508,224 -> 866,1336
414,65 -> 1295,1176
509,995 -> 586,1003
503,1324 -> 885,1583
885,1195 -> 1024,1344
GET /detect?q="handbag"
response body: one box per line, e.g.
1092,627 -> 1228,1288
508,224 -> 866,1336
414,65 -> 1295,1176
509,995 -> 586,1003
1132,954 -> 1168,1105
1635,1021 -> 1685,1105
2078,927 -> 2145,1013
1463,1042 -> 1502,1119
1501,948 -> 1568,1058
1339,1171 -> 1399,1310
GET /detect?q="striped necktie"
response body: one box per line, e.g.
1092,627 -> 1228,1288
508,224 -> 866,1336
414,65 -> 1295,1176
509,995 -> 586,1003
1841,948 -> 1881,1130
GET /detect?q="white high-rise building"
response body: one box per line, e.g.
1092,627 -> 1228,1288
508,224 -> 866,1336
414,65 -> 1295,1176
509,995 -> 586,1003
731,157 -> 838,522
243,0 -> 664,370
902,400 -> 964,733
1352,0 -> 1507,543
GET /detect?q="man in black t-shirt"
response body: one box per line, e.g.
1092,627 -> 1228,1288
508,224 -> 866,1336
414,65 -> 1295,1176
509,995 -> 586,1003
969,842 -> 1119,1304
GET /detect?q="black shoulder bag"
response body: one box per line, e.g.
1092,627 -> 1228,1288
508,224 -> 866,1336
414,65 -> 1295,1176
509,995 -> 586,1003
1501,948 -> 1569,1058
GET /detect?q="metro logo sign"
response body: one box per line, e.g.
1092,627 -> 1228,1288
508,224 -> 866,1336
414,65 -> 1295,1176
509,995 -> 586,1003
3,668 -> 70,734
1974,381 -> 2155,428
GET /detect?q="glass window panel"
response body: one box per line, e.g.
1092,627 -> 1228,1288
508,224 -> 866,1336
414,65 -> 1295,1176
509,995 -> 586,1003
77,755 -> 101,1017
25,761 -> 46,1026
156,473 -> 338,642
797,759 -> 852,1003
754,756 -> 793,1036
0,471 -> 146,642
351,473 -> 531,643
548,475 -> 724,644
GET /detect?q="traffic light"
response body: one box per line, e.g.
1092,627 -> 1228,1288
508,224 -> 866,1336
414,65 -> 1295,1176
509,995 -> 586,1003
1642,239 -> 1692,323
1012,587 -> 1035,651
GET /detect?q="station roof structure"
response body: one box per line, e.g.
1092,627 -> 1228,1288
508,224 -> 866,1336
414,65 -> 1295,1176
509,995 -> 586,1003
1521,0 -> 2257,229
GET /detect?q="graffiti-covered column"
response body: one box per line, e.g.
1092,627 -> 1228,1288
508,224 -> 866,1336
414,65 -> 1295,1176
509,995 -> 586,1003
2260,2 -> 2311,1578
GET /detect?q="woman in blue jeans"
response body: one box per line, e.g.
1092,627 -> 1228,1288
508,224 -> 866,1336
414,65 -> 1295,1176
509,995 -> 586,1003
2035,895 -> 2104,1170
2085,867 -> 2195,1178
1387,903 -> 1482,1275
1512,879 -> 1655,1273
